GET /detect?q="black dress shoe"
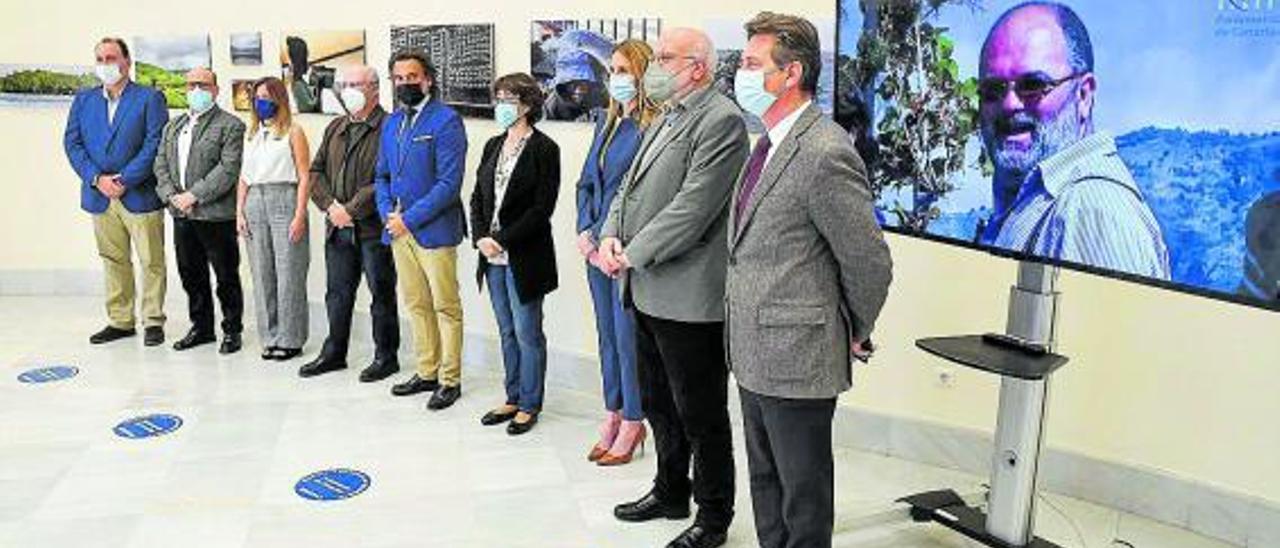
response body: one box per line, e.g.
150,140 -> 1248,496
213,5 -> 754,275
261,347 -> 278,361
666,524 -> 727,548
481,408 -> 518,426
172,329 -> 216,351
427,385 -> 461,410
144,326 -> 165,347
299,356 -> 347,378
359,360 -> 400,383
89,326 -> 135,344
614,492 -> 691,523
391,374 -> 439,396
506,414 -> 538,435
267,347 -> 303,361
219,333 -> 242,355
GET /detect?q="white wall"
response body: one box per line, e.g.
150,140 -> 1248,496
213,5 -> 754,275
2,0 -> 1278,507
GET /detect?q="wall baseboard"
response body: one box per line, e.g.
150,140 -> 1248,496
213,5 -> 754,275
4,269 -> 1275,547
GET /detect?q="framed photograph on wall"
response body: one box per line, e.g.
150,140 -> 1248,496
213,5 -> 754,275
133,34 -> 213,109
230,79 -> 255,112
0,64 -> 96,107
390,24 -> 496,119
279,30 -> 367,115
531,18 -> 662,122
230,32 -> 263,66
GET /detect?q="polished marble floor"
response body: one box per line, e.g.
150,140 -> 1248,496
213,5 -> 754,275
0,297 -> 1236,547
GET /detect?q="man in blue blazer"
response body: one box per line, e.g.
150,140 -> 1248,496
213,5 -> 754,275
375,50 -> 469,410
63,37 -> 170,346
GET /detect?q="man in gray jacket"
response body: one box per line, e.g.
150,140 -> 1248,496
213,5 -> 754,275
727,13 -> 892,548
598,27 -> 749,548
154,67 -> 247,354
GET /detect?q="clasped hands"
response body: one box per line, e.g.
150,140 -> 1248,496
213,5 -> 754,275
477,236 -> 504,259
95,174 -> 126,200
578,231 -> 630,278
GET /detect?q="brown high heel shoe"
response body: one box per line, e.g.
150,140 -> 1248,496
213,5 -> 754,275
588,411 -> 621,462
598,420 -> 646,466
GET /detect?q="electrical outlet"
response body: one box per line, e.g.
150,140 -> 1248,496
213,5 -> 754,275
935,365 -> 955,388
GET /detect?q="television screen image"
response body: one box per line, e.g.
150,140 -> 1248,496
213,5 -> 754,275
836,0 -> 1280,309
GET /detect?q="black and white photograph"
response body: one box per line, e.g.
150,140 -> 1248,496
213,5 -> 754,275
390,24 -> 496,118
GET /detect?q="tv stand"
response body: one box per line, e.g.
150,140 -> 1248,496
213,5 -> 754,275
898,261 -> 1067,547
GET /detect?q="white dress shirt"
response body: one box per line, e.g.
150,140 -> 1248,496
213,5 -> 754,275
177,109 -> 208,189
103,87 -> 121,126
762,100 -> 812,170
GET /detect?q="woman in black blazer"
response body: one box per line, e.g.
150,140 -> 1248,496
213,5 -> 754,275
470,73 -> 561,435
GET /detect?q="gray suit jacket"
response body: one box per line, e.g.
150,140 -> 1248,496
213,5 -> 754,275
154,106 -> 245,221
726,104 -> 893,399
601,86 -> 749,322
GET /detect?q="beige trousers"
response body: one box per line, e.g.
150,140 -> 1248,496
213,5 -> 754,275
391,237 -> 463,386
92,199 -> 167,329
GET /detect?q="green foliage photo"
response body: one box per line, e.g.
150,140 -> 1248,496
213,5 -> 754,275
840,0 -> 984,231
134,62 -> 189,109
0,68 -> 96,96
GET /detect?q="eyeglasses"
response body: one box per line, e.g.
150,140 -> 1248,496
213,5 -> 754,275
335,81 -> 372,91
978,73 -> 1081,103
656,54 -> 699,66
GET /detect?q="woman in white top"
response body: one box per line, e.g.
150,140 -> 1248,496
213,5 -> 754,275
236,77 -> 311,361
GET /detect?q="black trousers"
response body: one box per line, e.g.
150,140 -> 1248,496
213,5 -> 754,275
173,218 -> 243,335
739,387 -> 837,548
633,310 -> 734,531
320,227 -> 399,363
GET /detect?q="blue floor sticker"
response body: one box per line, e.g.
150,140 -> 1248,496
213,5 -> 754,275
295,469 -> 371,501
113,414 -> 183,439
17,365 -> 79,384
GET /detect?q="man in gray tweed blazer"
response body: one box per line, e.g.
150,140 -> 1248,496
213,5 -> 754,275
154,67 -> 247,355
598,27 -> 749,548
727,13 -> 893,548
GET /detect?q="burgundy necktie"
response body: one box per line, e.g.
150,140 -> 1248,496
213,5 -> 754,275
734,134 -> 772,232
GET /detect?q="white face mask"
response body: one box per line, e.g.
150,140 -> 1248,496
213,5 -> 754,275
339,87 -> 368,116
95,63 -> 123,86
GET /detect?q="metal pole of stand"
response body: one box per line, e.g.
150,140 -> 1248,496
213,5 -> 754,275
986,261 -> 1061,545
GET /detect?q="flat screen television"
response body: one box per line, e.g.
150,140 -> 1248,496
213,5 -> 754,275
835,0 -> 1280,311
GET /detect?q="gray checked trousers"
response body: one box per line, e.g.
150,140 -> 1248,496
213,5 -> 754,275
244,183 -> 310,350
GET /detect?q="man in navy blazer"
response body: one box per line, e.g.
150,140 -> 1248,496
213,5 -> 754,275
375,49 -> 469,410
63,37 -> 170,346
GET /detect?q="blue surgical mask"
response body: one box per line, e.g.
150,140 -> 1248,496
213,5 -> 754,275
254,98 -> 278,122
494,103 -> 520,129
608,74 -> 637,103
733,69 -> 779,119
187,88 -> 214,114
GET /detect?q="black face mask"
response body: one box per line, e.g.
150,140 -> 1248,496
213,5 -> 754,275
395,83 -> 426,108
